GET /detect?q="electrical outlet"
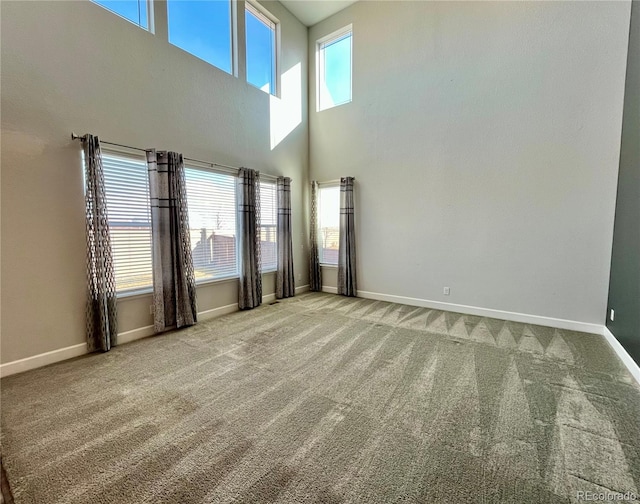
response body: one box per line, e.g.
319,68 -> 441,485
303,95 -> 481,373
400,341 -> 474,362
610,309 -> 615,321
443,287 -> 450,296
149,305 -> 154,315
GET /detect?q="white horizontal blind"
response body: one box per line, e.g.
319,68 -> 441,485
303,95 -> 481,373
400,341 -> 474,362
318,185 -> 340,265
260,181 -> 277,271
101,152 -> 153,293
185,167 -> 238,281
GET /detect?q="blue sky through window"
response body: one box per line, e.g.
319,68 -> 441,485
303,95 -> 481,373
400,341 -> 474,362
95,0 -> 280,92
246,5 -> 276,94
92,0 -> 148,29
324,36 -> 351,104
319,31 -> 352,110
168,0 -> 232,74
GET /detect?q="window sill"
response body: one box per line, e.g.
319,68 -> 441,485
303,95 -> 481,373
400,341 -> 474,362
117,270 -> 278,299
318,99 -> 352,112
117,288 -> 153,300
117,275 -> 240,298
320,263 -> 338,268
195,275 -> 239,288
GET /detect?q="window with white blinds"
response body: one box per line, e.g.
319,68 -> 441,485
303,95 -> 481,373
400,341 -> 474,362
318,185 -> 339,265
260,181 -> 277,272
100,154 -> 276,289
184,167 -> 238,281
101,151 -> 153,293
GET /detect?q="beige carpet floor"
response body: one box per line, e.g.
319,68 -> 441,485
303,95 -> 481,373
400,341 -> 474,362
1,292 -> 639,503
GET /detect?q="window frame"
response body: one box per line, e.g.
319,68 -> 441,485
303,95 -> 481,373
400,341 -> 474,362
245,0 -> 281,97
316,24 -> 353,112
317,182 -> 340,267
90,0 -> 154,32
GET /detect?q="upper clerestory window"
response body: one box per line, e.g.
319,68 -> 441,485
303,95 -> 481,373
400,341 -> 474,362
245,1 -> 279,96
317,25 -> 352,111
91,0 -> 151,30
168,0 -> 233,74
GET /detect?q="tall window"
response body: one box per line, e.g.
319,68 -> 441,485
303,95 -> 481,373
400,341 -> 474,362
168,0 -> 233,74
317,25 -> 352,111
101,151 -> 153,293
318,185 -> 340,265
245,1 -> 278,95
184,168 -> 238,281
91,0 -> 150,29
260,181 -> 277,271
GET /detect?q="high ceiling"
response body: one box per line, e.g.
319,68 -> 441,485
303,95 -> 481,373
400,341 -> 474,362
279,0 -> 358,26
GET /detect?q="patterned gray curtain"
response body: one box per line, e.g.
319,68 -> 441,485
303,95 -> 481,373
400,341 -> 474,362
238,168 -> 262,309
146,149 -> 197,332
276,177 -> 295,299
338,177 -> 357,297
83,134 -> 118,352
309,181 -> 322,292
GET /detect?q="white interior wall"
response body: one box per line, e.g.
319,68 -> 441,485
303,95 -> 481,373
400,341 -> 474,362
0,0 -> 309,365
309,1 -> 631,326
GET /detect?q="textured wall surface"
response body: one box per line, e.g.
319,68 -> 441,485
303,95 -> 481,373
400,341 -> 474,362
309,1 -> 630,325
1,0 -> 309,363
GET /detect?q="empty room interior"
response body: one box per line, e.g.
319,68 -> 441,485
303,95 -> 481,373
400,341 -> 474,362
1,0 -> 640,502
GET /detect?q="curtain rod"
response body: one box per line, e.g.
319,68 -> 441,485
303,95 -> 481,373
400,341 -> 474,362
71,133 -> 277,179
318,178 -> 356,185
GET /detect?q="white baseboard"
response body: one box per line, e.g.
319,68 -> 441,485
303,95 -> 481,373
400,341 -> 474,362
0,343 -> 87,378
0,288 -> 313,378
356,289 -> 604,335
0,302 -> 242,378
5,284 -> 615,379
118,325 -> 155,344
0,324 -> 158,378
602,327 -> 640,386
198,302 -> 239,321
